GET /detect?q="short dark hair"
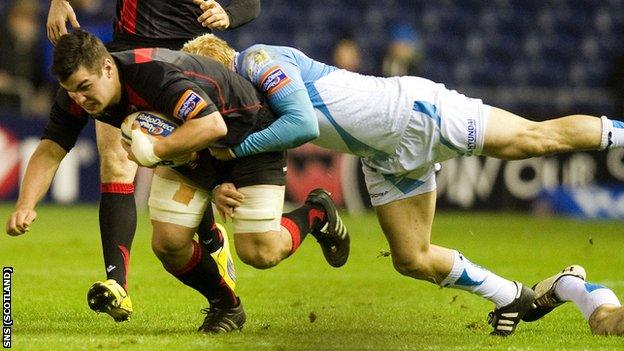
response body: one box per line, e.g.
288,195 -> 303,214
52,29 -> 111,81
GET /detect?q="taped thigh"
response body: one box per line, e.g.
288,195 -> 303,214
232,185 -> 285,233
148,174 -> 209,228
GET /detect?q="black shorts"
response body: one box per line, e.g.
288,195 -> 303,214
173,151 -> 286,190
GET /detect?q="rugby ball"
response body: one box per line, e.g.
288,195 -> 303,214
121,111 -> 191,167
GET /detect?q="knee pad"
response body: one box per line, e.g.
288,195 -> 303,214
149,174 -> 209,228
232,185 -> 285,233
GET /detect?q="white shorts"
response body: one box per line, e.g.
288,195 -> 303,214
149,174 -> 210,228
232,185 -> 285,233
149,174 -> 285,233
362,80 -> 491,206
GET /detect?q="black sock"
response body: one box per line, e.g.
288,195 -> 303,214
99,184 -> 137,291
282,204 -> 326,235
281,204 -> 326,253
197,210 -> 224,253
169,241 -> 238,308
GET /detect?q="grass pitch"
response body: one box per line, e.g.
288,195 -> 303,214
1,203 -> 623,350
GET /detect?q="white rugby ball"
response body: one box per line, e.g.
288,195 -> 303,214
121,111 -> 191,167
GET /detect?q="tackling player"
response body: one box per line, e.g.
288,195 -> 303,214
43,0 -> 260,322
182,34 -> 624,336
5,30 -> 349,332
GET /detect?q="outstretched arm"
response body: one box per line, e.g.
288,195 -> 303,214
6,140 -> 67,236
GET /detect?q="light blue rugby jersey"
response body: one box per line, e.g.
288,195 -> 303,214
231,45 -> 336,157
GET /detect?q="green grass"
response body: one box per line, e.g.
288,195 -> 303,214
1,203 -> 623,350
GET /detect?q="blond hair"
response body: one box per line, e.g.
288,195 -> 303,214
182,34 -> 236,69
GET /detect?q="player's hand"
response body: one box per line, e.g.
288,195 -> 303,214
47,0 -> 80,45
209,147 -> 235,160
194,0 -> 231,30
212,182 -> 244,221
130,129 -> 162,167
120,139 -> 141,165
6,208 -> 37,236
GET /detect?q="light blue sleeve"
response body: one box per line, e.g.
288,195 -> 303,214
231,89 -> 319,157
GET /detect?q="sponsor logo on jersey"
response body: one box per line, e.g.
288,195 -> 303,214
259,66 -> 291,96
136,112 -> 177,138
174,90 -> 207,120
466,118 -> 477,155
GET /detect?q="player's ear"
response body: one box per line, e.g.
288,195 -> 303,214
102,58 -> 114,79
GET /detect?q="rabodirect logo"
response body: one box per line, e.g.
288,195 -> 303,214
137,113 -> 176,137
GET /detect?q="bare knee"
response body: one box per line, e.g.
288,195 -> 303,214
151,233 -> 189,261
236,245 -> 282,269
392,250 -> 433,281
234,230 -> 291,269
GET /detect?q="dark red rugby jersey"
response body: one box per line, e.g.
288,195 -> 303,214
114,0 -> 260,41
43,48 -> 274,152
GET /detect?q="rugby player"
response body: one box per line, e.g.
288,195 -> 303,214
182,34 -> 624,336
43,0 -> 260,322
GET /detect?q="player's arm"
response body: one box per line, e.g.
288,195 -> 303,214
231,90 -> 318,157
152,111 -> 227,160
218,50 -> 318,159
6,94 -> 88,235
193,0 -> 260,30
47,0 -> 80,45
6,140 -> 67,236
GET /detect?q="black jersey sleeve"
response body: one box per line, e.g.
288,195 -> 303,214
125,60 -> 219,122
224,0 -> 261,29
41,89 -> 89,152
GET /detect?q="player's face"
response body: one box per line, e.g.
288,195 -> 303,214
60,59 -> 120,114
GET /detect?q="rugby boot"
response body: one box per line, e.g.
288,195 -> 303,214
210,223 -> 237,291
87,279 -> 133,322
305,188 -> 350,267
522,265 -> 586,322
488,282 -> 536,336
198,300 -> 246,333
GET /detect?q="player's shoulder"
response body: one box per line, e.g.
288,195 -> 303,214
240,45 -> 294,79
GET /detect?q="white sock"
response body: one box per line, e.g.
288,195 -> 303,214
440,250 -> 518,308
600,116 -> 624,149
555,276 -> 622,320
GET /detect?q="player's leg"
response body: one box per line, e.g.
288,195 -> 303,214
527,266 -> 623,335
149,167 -> 243,333
368,170 -> 535,335
231,186 -> 349,269
87,120 -> 138,321
482,107 -> 624,159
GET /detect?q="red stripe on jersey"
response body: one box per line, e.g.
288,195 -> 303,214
183,71 -> 262,115
133,48 -> 154,64
119,0 -> 138,34
101,182 -> 135,194
124,84 -> 152,110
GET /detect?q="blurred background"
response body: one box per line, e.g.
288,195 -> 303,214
1,0 -> 623,219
